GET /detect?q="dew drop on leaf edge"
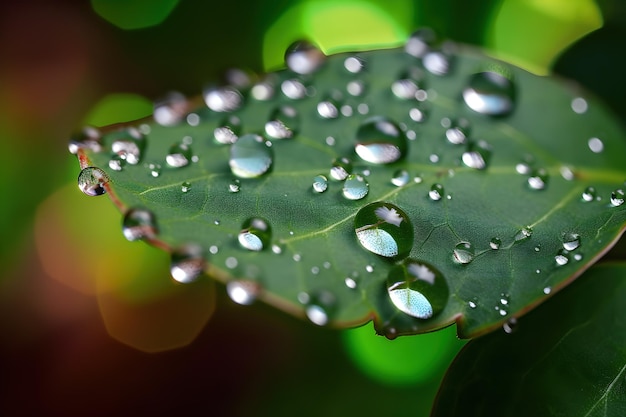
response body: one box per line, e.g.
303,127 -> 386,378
122,207 -> 158,241
78,166 -> 109,196
170,245 -> 205,284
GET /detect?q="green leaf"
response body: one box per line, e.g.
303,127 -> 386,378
72,38 -> 626,338
432,263 -> 626,416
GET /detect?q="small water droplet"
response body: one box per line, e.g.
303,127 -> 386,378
281,79 -> 307,100
68,126 -> 102,154
229,134 -> 273,178
111,127 -> 145,165
514,226 -> 533,242
468,297 -> 478,309
229,179 -> 241,193
186,113 -> 200,126
463,71 -> 515,116
344,56 -> 365,73
304,291 -> 336,326
365,264 -> 374,273
503,317 -> 517,334
154,91 -> 187,126
562,232 -> 581,251
147,163 -> 161,178
560,166 -> 575,181
346,79 -> 366,97
251,80 -> 275,101
574,253 -> 583,261
285,40 -> 325,75
429,183 -> 444,201
582,186 -> 597,202
355,202 -> 414,259
423,50 -> 452,76
386,259 -> 449,319
409,106 -> 427,123
181,181 -> 191,193
329,158 -> 351,180
555,249 -> 570,266
571,97 -> 588,114
225,256 -> 238,269
445,118 -> 471,145
344,277 -> 358,289
227,280 -> 260,305
516,162 -> 531,175
354,116 -> 407,164
316,99 -> 339,119
122,208 -> 158,241
588,137 -> 604,153
405,28 -> 437,58
391,78 -> 419,100
165,143 -> 192,168
528,168 -> 549,190
490,237 -> 502,250
78,166 -> 109,196
462,140 -> 491,170
342,174 -> 369,200
391,169 -> 410,187
238,217 -> 271,251
170,245 -> 205,283
453,242 -> 475,264
214,115 -> 241,144
108,154 -> 125,171
312,174 -> 328,193
203,86 -> 243,112
265,105 -> 299,139
543,286 -> 552,294
611,189 -> 625,207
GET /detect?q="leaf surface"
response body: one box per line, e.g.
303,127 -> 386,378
432,263 -> 626,416
73,41 -> 626,337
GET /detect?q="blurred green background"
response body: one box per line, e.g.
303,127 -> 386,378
0,0 -> 624,416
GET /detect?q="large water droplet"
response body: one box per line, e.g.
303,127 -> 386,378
226,280 -> 260,305
111,127 -> 145,165
462,140 -> 491,170
170,245 -> 205,283
203,86 -> 243,112
343,174 -> 369,200
265,105 -> 299,139
562,232 -> 581,251
285,40 -> 326,75
354,116 -> 407,164
78,166 -> 109,196
611,189 -> 625,207
463,71 -> 515,116
330,157 -> 352,181
122,207 -> 158,241
386,259 -> 448,319
238,217 -> 272,251
68,126 -> 102,154
312,174 -> 328,193
429,183 -> 444,201
229,134 -> 273,178
405,28 -> 437,58
165,143 -> 192,168
154,91 -> 187,126
355,202 -> 414,259
453,242 -> 475,264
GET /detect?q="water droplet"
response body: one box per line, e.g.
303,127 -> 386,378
108,154 -> 126,171
611,189 -> 625,207
571,97 -> 588,114
386,259 -> 449,319
317,99 -> 339,119
423,50 -> 452,76
409,106 -> 427,123
468,297 -> 478,309
170,245 -> 205,284
490,237 -> 502,250
214,115 -> 241,144
342,174 -> 369,200
391,78 -> 418,100
354,117 -> 407,164
405,28 -> 437,58
186,113 -> 200,126
203,86 -> 243,112
574,253 -> 583,261
516,162 -> 531,175
304,291 -> 336,326
445,118 -> 471,145
225,256 -> 238,269
534,244 -> 541,252
528,168 -> 549,190
281,79 -> 307,100
391,169 -> 410,187
588,137 -> 604,153
147,163 -> 162,178
78,166 -> 109,196
344,56 -> 365,73
355,202 -> 414,259
462,140 -> 491,170
429,183 -> 444,201
285,40 -> 325,75
111,127 -> 145,165
68,126 -> 102,154
453,241 -> 475,264
514,226 -> 533,242
555,249 -> 570,266
543,286 -> 552,295
165,143 -> 192,168
463,71 -> 515,116
344,277 -> 358,289
312,174 -> 328,193
154,91 -> 187,126
229,179 -> 241,193
226,280 -> 260,305
265,105 -> 299,139
560,166 -> 575,181
122,207 -> 158,241
503,317 -> 517,334
582,186 -> 596,202
562,232 -> 581,251
330,157 -> 352,181
238,217 -> 271,251
229,134 -> 273,178
181,181 -> 191,193
346,80 -> 366,97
